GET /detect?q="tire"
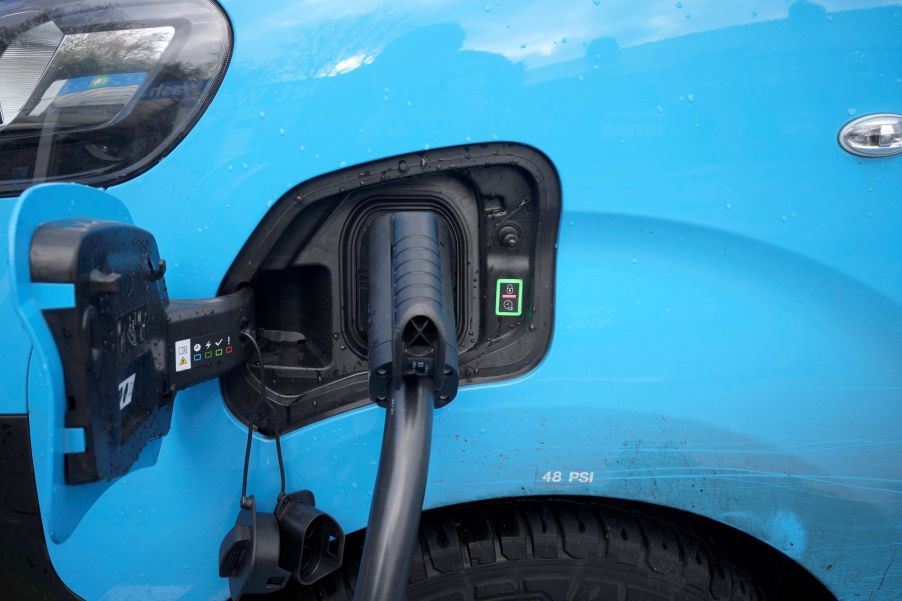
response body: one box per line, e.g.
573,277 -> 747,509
306,498 -> 765,601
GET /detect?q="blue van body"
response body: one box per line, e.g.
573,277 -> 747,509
1,1 -> 900,599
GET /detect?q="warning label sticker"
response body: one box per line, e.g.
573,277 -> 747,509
174,338 -> 192,372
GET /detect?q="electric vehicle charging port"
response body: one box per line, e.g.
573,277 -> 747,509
220,143 -> 561,434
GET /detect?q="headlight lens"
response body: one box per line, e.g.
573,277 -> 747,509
0,0 -> 231,195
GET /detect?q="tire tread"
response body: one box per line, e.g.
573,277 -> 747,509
309,499 -> 765,601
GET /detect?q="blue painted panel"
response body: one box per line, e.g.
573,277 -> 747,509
0,200 -> 30,413
0,1 -> 900,600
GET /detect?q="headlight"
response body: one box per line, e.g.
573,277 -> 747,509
0,0 -> 232,195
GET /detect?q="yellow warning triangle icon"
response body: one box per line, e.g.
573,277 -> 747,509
179,357 -> 188,366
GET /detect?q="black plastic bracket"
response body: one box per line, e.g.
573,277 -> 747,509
30,218 -> 254,484
167,289 -> 254,391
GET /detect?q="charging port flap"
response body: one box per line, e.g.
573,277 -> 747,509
31,217 -> 174,484
12,184 -> 254,500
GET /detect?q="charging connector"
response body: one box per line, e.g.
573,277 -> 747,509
353,212 -> 460,601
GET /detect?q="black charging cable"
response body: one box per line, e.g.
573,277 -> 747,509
238,330 -> 286,509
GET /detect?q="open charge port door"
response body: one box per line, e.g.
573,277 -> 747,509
14,185 -> 254,489
221,143 -> 561,434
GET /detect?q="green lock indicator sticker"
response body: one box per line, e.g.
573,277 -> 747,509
495,278 -> 523,316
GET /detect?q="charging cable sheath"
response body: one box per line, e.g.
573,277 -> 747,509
352,377 -> 434,601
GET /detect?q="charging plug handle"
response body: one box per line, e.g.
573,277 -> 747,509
367,212 -> 459,406
353,212 -> 459,601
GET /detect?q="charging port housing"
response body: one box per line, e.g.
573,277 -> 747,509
220,143 -> 561,434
